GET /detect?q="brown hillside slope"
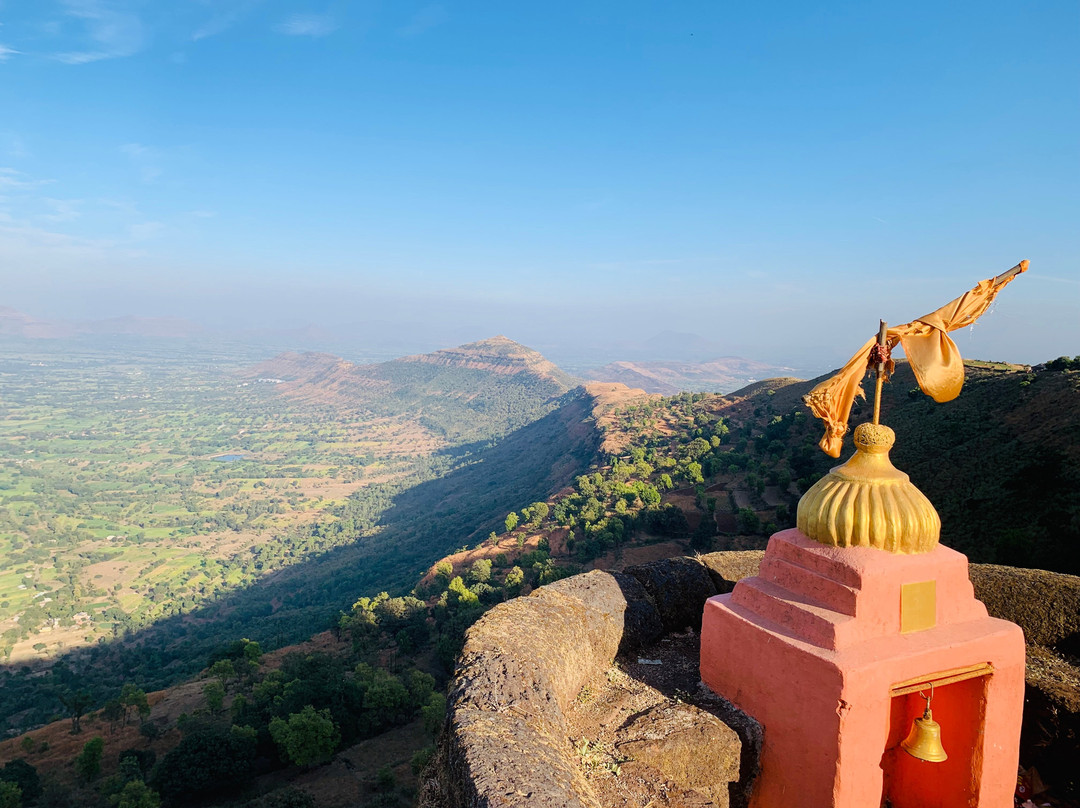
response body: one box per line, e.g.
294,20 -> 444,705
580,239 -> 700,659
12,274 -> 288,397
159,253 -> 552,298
244,336 -> 574,396
586,357 -> 791,395
240,336 -> 580,443
398,335 -> 574,383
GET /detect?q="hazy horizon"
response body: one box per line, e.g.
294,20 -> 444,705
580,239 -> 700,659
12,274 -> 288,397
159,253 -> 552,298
2,2 -> 1077,370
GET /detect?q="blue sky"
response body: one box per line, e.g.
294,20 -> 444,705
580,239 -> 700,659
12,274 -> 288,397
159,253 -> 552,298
1,1 -> 1077,368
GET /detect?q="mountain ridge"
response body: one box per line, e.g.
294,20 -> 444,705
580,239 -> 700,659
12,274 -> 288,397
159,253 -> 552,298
0,306 -> 205,339
585,356 -> 795,395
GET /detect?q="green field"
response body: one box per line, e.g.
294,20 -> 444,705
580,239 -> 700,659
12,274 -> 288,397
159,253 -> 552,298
0,341 -> 426,661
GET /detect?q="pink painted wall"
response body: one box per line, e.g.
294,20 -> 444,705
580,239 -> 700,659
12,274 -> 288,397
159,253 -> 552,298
700,529 -> 1025,808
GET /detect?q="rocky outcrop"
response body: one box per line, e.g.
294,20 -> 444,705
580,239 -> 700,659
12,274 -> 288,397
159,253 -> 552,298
423,551 -> 1080,807
616,703 -> 741,807
398,336 -> 575,385
969,564 -> 1080,799
422,552 -> 765,808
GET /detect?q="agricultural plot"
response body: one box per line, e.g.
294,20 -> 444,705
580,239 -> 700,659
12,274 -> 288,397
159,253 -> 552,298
0,341 -> 426,663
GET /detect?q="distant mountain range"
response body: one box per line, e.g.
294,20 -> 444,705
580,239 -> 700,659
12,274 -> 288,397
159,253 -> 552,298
0,306 -> 204,339
583,356 -> 795,395
1,305 -> 799,393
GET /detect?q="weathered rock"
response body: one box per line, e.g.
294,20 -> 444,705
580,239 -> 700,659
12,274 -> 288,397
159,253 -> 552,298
541,570 -> 664,655
449,709 -> 602,808
970,564 -> 1080,655
451,592 -> 593,732
617,702 -> 742,807
611,572 -> 667,653
625,556 -> 717,632
698,551 -> 765,595
694,685 -> 764,808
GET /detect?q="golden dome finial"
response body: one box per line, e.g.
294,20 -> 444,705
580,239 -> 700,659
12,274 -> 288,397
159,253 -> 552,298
796,422 -> 940,554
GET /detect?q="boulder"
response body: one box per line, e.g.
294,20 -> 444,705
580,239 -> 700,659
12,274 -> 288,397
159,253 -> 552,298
617,702 -> 741,808
698,550 -> 765,595
624,557 -> 717,632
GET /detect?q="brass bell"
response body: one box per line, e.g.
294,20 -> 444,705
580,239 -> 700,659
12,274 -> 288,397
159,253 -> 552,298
900,683 -> 948,763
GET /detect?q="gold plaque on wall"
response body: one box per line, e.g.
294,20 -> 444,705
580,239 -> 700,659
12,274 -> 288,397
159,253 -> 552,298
901,580 -> 937,633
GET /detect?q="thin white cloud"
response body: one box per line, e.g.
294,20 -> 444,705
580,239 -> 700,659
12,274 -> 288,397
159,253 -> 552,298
120,143 -> 162,183
192,0 -> 262,41
4,133 -> 29,159
53,0 -> 147,64
1029,273 -> 1080,287
275,13 -> 337,38
0,167 -> 53,190
41,198 -> 84,223
0,221 -> 119,261
399,4 -> 447,37
129,221 -> 164,240
0,44 -> 20,61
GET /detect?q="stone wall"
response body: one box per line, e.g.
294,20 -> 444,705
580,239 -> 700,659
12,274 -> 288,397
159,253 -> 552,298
421,551 -> 1080,806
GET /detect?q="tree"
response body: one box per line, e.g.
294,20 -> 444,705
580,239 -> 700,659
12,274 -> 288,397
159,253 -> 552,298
103,699 -> 125,733
75,736 -> 105,781
685,437 -> 711,460
524,502 -> 548,526
0,782 -> 19,808
503,566 -> 524,596
0,760 -> 40,805
467,559 -> 492,585
204,680 -> 226,714
120,684 -> 150,725
269,706 -> 340,767
737,508 -> 762,535
208,659 -> 236,692
115,780 -> 161,808
446,576 -> 479,607
692,513 -> 716,551
433,561 -> 453,584
118,748 -> 157,782
421,692 -> 446,739
60,689 -> 93,734
375,765 -> 395,792
139,721 -> 161,744
151,725 -> 256,803
239,638 -> 263,666
504,512 -> 519,533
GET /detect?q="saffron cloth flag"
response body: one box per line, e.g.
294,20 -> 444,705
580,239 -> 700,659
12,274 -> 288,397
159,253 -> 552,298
804,260 -> 1029,457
